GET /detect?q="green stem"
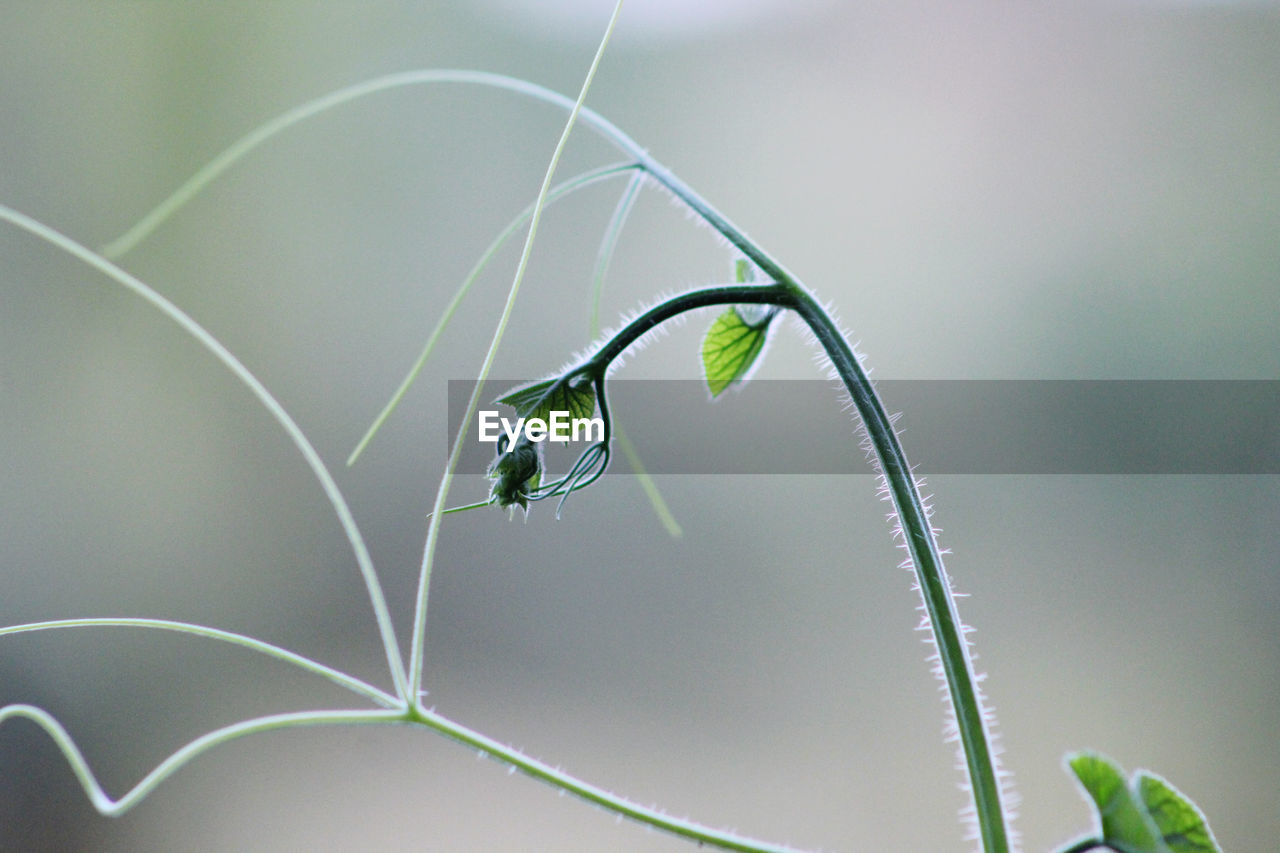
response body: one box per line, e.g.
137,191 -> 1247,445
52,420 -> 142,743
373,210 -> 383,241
589,168 -> 683,536
1,699 -> 803,852
613,428 -> 683,537
605,136 -> 1012,853
346,161 -> 639,466
584,283 -> 795,370
590,168 -> 646,335
406,0 -> 624,705
576,279 -> 1011,853
0,204 -> 410,705
76,53 -> 1011,850
99,72 -> 637,259
407,706 -> 805,853
788,292 -> 1009,853
0,619 -> 399,707
0,704 -> 402,815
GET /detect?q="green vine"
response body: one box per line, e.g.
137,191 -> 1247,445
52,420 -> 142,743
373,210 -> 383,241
1,2 -> 1224,850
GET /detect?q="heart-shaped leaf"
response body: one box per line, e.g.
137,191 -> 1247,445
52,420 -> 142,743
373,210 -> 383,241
700,259 -> 778,397
701,307 -> 775,397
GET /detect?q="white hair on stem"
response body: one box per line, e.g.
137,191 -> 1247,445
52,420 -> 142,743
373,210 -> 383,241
793,287 -> 1020,852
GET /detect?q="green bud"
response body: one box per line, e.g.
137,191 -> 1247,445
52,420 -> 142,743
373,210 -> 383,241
487,434 -> 541,511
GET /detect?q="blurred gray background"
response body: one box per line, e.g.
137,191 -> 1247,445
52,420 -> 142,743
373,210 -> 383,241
2,2 -> 1277,851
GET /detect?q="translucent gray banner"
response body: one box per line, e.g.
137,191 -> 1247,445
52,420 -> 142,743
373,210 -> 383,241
447,380 -> 1280,475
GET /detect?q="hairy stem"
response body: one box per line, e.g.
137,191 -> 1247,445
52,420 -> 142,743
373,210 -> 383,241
577,279 -> 1011,853
585,283 -> 795,370
789,292 -> 1009,852
407,706 -> 805,853
63,46 -> 1012,850
587,169 -> 682,536
607,139 -> 1012,853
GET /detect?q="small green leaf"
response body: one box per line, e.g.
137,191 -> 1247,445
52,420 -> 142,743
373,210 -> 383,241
495,377 -> 595,425
1066,752 -> 1221,853
1070,752 -> 1162,851
700,257 -> 776,396
1136,772 -> 1221,853
701,307 -> 774,397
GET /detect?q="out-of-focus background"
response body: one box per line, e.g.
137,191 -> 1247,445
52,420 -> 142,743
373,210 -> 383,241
2,2 -> 1277,851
